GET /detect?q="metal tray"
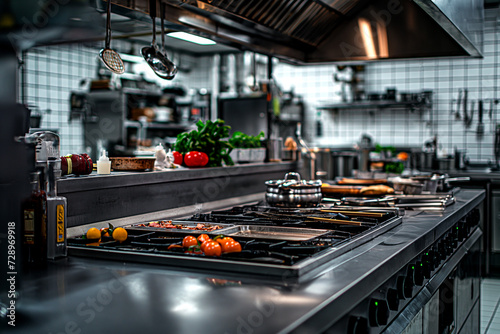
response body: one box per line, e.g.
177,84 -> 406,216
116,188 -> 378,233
221,225 -> 330,241
127,221 -> 235,234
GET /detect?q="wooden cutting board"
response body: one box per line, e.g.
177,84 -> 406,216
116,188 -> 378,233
337,178 -> 387,185
321,184 -> 362,196
321,184 -> 394,196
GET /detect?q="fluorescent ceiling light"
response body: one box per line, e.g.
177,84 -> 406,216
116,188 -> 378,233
167,32 -> 216,45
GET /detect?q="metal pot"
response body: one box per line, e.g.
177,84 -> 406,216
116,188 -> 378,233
265,172 -> 322,207
332,151 -> 358,178
411,174 -> 470,193
390,177 -> 424,195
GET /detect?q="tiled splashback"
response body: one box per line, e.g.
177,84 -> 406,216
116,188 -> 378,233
20,41 -> 213,156
21,7 -> 499,163
274,8 -> 500,163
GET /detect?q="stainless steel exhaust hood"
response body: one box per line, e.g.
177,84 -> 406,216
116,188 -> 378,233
2,0 -> 483,63
120,0 -> 483,64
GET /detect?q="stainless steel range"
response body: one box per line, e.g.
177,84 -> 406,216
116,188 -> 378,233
68,203 -> 402,279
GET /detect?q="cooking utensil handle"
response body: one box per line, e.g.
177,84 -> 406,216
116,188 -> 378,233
284,172 -> 301,182
149,0 -> 156,46
463,89 -> 468,122
105,0 -> 112,48
446,177 -> 470,182
479,100 -> 483,123
161,2 -> 165,53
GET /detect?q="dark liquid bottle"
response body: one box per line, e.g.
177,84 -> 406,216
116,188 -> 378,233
22,172 -> 47,265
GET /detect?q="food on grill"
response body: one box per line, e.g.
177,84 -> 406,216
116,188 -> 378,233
203,241 -> 222,256
86,228 -> 101,240
221,239 -> 242,253
112,227 -> 128,243
137,221 -> 224,231
197,234 -> 211,244
182,236 -> 198,248
359,185 -> 395,196
185,246 -> 203,255
100,227 -> 110,237
201,239 -> 213,252
86,227 -> 101,246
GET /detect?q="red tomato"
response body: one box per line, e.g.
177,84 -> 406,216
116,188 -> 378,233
215,236 -> 234,247
184,151 -> 209,167
222,240 -> 242,253
200,239 -> 212,252
172,151 -> 183,165
197,234 -> 211,244
198,152 -> 209,166
182,236 -> 198,248
203,241 -> 221,256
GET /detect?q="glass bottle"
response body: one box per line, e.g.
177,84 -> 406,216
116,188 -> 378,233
22,172 -> 47,265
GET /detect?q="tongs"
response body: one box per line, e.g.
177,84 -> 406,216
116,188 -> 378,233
341,197 -> 395,207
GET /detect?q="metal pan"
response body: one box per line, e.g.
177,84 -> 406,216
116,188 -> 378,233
127,221 -> 235,234
221,225 -> 330,241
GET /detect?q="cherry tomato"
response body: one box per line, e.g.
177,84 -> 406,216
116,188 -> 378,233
182,236 -> 198,248
221,240 -> 242,253
197,234 -> 211,244
203,241 -> 221,256
184,151 -> 209,167
198,152 -> 209,166
172,151 -> 183,165
200,239 -> 213,252
215,236 -> 234,247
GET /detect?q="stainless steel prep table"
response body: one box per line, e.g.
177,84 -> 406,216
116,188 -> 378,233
7,190 -> 484,334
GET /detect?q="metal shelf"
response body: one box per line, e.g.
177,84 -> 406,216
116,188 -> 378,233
124,120 -> 194,130
317,100 -> 431,111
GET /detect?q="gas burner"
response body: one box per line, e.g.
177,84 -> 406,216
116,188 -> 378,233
68,204 -> 402,279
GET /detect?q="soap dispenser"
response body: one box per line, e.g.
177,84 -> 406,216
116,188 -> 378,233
97,150 -> 111,174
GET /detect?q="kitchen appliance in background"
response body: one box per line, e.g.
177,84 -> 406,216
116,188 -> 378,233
218,95 -> 268,137
332,151 -> 358,178
357,134 -> 373,174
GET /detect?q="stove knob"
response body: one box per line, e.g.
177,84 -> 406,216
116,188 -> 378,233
347,316 -> 368,334
369,298 -> 390,327
414,261 -> 424,285
458,219 -> 467,241
437,241 -> 446,261
449,231 -> 458,249
406,264 -> 415,285
422,251 -> 433,278
397,276 -> 412,299
387,288 -> 400,311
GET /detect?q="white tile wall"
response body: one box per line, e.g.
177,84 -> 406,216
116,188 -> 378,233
274,8 -> 500,163
21,43 -> 213,156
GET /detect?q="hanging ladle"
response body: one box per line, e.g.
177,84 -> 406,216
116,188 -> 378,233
141,0 -> 177,80
99,0 -> 124,74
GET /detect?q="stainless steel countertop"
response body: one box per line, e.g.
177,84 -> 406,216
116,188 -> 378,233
8,190 -> 484,334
